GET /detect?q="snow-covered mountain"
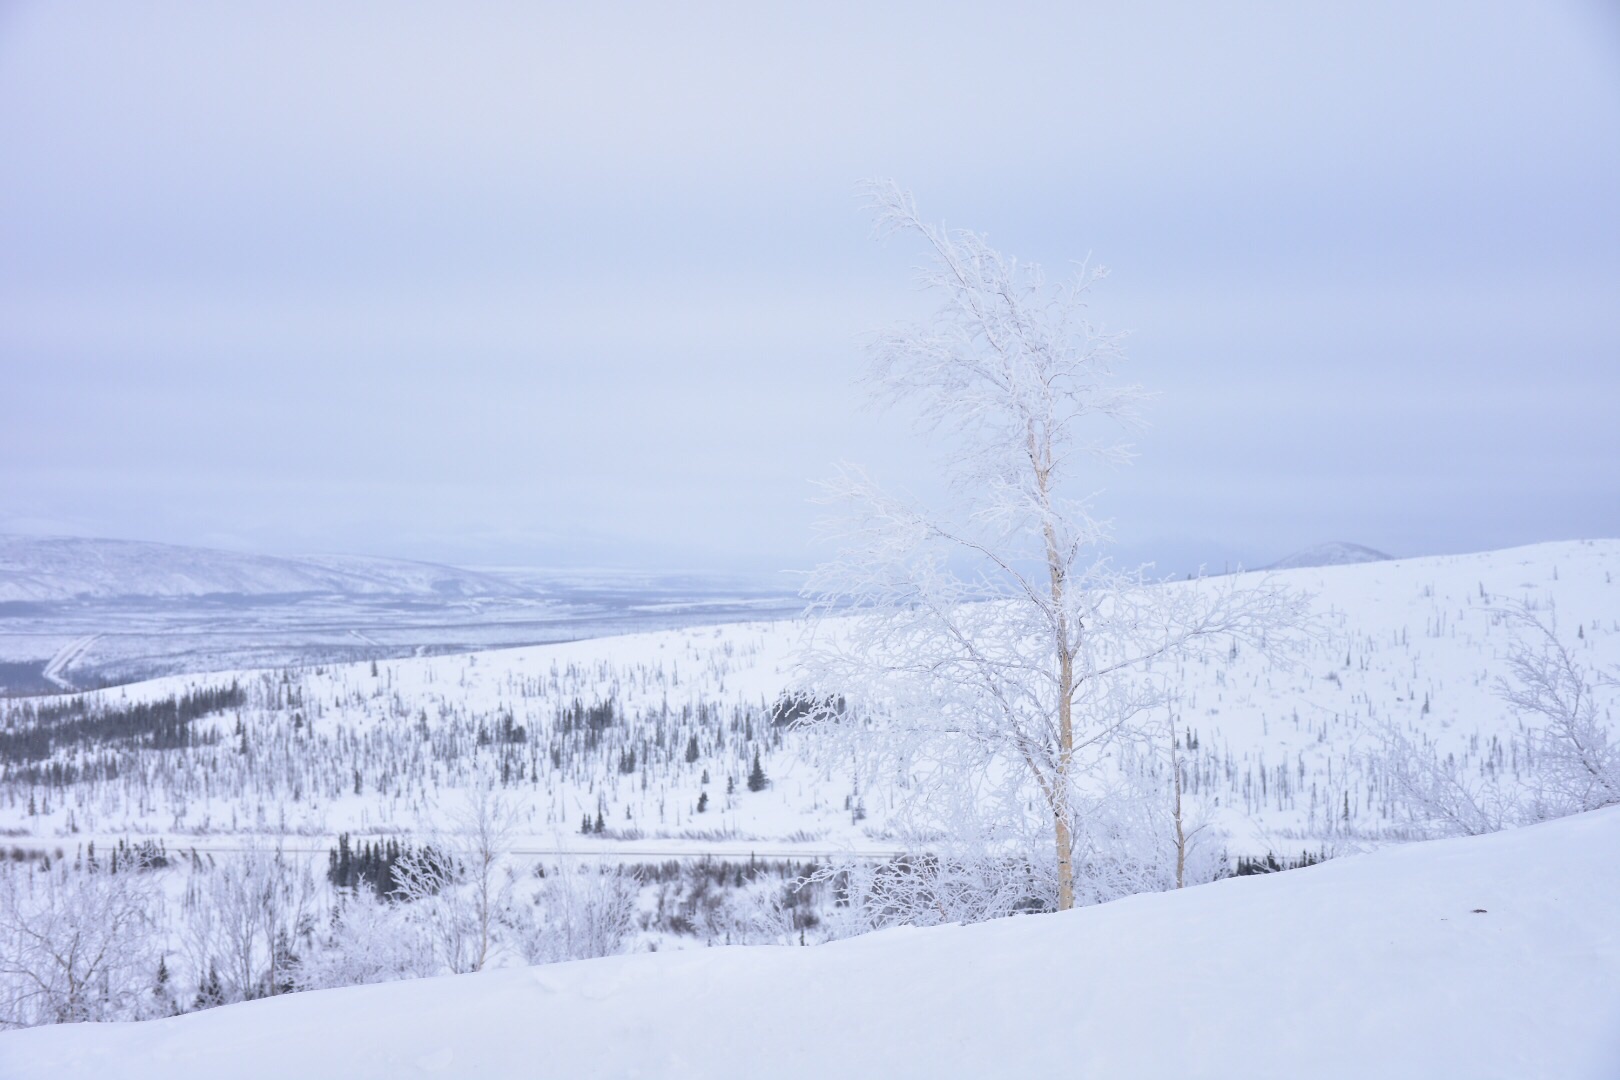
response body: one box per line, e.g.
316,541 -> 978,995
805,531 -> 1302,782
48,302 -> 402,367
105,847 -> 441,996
1263,540 -> 1392,570
0,536 -> 529,602
4,805 -> 1615,1080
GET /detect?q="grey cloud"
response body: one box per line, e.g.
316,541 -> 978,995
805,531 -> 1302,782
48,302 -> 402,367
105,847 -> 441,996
1,1 -> 1615,573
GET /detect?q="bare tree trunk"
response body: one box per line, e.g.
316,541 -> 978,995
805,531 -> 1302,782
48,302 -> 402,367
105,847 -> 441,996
1054,809 -> 1074,910
1036,433 -> 1079,912
477,882 -> 490,972
1171,716 -> 1187,889
1054,638 -> 1076,911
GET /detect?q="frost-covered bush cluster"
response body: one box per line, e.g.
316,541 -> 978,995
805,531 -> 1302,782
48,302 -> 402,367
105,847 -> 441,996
1372,605 -> 1618,837
0,842 -> 641,1028
0,785 -> 839,1029
0,846 -> 160,1027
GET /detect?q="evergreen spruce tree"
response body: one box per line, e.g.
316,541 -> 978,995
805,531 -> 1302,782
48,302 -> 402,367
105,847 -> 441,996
195,964 -> 224,1011
154,956 -> 170,1012
747,751 -> 768,792
697,791 -> 709,813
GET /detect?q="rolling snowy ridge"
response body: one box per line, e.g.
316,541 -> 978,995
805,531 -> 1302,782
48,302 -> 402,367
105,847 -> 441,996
3,539 -> 1613,856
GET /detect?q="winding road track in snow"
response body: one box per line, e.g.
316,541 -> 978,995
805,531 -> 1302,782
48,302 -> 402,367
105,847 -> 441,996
41,633 -> 99,690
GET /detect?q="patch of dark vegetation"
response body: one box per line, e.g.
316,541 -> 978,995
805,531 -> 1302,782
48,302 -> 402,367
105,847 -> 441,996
1232,848 -> 1328,876
641,856 -> 826,939
79,837 -> 170,872
325,832 -> 456,900
4,843 -> 66,869
476,710 -> 527,746
0,683 -> 244,766
556,698 -> 619,744
770,692 -> 846,728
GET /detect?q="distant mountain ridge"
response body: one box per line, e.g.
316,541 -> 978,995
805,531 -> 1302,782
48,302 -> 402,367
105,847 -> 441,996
1264,541 -> 1392,571
0,536 -> 530,602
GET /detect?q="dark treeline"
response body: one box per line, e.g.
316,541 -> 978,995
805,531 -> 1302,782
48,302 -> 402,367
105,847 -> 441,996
0,684 -> 243,765
637,855 -> 819,888
82,838 -> 170,873
326,833 -> 455,899
555,698 -> 619,746
475,710 -> 527,747
1232,849 -> 1327,876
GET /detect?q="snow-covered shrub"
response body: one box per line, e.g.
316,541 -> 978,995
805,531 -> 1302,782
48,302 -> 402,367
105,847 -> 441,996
1373,604 -> 1618,837
181,847 -> 317,1006
0,853 -> 163,1027
293,889 -> 435,991
512,862 -> 639,964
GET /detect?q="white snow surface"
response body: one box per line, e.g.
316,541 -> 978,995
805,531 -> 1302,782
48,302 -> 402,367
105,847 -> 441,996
5,805 -> 1618,1080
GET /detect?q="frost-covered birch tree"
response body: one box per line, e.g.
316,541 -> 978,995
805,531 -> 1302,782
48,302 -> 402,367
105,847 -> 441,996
802,182 -> 1304,912
1498,608 -> 1620,818
393,786 -> 521,974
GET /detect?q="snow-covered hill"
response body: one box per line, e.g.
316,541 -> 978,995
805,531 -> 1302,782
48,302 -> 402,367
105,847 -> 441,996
0,537 -> 528,602
1,539 -> 1615,855
1264,540 -> 1392,569
5,805 -> 1615,1080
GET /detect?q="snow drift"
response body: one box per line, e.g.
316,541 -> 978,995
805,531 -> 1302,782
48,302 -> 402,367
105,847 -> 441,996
5,806 -> 1617,1080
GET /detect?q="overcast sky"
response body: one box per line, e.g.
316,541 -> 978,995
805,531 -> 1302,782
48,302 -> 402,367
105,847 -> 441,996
2,2 -> 1616,575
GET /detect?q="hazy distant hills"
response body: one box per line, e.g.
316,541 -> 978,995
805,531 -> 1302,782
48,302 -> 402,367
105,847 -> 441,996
1263,541 -> 1392,571
0,536 -> 530,603
0,537 -> 806,690
0,534 -> 1401,603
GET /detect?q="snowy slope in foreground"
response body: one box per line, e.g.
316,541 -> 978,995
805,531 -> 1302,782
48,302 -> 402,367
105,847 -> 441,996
7,808 -> 1618,1080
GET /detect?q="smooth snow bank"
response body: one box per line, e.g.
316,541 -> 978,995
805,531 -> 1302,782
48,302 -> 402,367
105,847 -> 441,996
6,809 -> 1619,1080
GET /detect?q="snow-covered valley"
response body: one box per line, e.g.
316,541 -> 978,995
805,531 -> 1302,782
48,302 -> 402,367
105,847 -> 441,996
0,537 -> 799,692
